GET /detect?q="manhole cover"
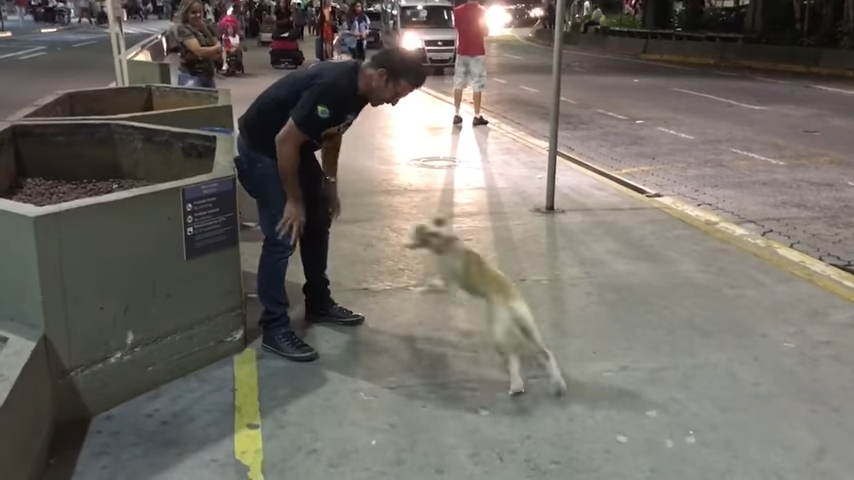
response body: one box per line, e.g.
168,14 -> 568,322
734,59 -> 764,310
407,156 -> 460,169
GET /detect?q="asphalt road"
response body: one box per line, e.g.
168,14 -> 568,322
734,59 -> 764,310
424,30 -> 854,271
0,21 -> 168,119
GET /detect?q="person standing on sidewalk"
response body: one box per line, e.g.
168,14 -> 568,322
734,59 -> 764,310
174,0 -> 222,88
346,2 -> 369,61
235,48 -> 427,362
292,0 -> 306,40
452,0 -> 489,127
15,0 -> 28,22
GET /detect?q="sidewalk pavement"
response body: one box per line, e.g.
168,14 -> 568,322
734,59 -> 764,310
67,49 -> 854,479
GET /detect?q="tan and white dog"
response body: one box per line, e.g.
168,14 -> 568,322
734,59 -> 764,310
406,218 -> 568,397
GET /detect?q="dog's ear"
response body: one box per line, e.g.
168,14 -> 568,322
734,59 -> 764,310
405,224 -> 429,249
432,217 -> 448,228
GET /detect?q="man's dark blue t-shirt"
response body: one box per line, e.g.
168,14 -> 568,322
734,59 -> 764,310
238,60 -> 368,162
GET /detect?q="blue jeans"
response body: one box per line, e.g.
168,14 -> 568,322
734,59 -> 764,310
178,72 -> 217,88
235,136 -> 332,332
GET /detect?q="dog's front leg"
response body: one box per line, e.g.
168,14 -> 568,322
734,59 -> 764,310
507,353 -> 525,396
415,277 -> 446,294
445,279 -> 460,299
427,276 -> 450,292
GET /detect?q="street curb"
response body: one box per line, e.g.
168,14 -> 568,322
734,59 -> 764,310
524,33 -> 854,79
420,86 -> 660,199
639,53 -> 854,78
418,86 -> 854,304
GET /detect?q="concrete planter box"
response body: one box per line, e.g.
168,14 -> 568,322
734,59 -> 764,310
7,84 -> 259,227
7,84 -> 234,132
0,323 -> 53,480
0,120 -> 244,424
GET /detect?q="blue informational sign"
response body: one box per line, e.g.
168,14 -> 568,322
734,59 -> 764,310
180,177 -> 239,261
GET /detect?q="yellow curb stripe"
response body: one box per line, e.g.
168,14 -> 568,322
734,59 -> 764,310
234,348 -> 264,480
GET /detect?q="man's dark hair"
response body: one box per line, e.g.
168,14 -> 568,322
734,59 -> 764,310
366,48 -> 428,89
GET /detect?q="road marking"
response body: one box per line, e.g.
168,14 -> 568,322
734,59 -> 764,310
560,96 -> 576,104
809,85 -> 854,95
0,46 -> 45,60
19,51 -> 47,60
72,40 -> 98,48
234,348 -> 264,480
520,85 -> 539,93
672,88 -> 768,110
502,53 -> 522,60
595,109 -> 629,120
493,77 -> 507,84
754,76 -> 789,84
419,85 -> 854,306
727,148 -> 786,165
656,127 -> 694,140
711,70 -> 740,77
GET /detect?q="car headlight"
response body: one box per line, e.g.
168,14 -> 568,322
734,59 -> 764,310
486,6 -> 512,32
401,32 -> 422,50
529,7 -> 543,18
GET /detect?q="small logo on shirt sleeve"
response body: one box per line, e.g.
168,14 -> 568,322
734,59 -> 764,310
316,105 -> 330,119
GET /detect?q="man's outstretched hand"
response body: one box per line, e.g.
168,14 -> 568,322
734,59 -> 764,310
278,201 -> 306,245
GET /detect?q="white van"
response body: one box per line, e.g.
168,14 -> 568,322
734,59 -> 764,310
382,0 -> 456,74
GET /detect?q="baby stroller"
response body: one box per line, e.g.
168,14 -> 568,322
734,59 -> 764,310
270,24 -> 304,69
225,49 -> 245,76
219,14 -> 245,76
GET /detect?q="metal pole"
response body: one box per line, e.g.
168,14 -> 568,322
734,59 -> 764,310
106,0 -> 124,86
545,0 -> 566,211
116,16 -> 130,86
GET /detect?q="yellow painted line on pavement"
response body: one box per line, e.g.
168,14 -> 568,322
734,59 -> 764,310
419,86 -> 854,304
234,348 -> 265,480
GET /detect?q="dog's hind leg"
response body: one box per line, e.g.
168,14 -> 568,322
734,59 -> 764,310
536,347 -> 567,397
490,302 -> 526,396
509,300 -> 568,397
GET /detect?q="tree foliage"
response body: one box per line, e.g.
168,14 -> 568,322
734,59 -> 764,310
632,0 -> 854,47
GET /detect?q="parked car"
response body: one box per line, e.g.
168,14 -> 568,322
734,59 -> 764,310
366,8 -> 382,48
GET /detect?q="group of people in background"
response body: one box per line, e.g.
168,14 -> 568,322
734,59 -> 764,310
538,0 -> 605,32
272,0 -> 372,61
169,0 -> 377,88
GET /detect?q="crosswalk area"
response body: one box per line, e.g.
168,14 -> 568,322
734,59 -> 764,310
116,23 -> 172,36
0,21 -> 171,62
0,22 -> 170,54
